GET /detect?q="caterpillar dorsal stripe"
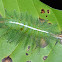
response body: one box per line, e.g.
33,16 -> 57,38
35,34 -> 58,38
9,21 -> 62,40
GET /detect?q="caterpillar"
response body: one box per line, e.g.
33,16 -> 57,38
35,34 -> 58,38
0,10 -> 61,49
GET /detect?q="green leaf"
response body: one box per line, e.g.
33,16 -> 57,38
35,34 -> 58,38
0,0 -> 5,17
0,0 -> 62,62
33,0 -> 62,31
45,43 -> 62,62
51,8 -> 62,31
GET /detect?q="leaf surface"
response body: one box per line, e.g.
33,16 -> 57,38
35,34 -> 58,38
0,0 -> 62,62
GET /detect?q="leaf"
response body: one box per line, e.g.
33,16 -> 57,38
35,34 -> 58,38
45,43 -> 62,62
0,0 -> 5,17
33,0 -> 62,31
51,8 -> 62,31
0,0 -> 62,62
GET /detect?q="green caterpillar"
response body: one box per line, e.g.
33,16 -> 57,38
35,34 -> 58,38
0,10 -> 61,49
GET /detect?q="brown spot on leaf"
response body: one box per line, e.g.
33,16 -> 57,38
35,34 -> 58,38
43,56 -> 48,60
28,46 -> 30,49
26,53 -> 28,55
48,23 -> 52,24
39,17 -> 45,23
47,10 -> 50,13
46,15 -> 47,17
20,28 -> 23,31
27,46 -> 30,51
41,9 -> 45,13
2,56 -> 12,62
40,39 -> 47,48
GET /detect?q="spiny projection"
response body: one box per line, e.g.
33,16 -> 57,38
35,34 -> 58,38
0,10 -> 61,49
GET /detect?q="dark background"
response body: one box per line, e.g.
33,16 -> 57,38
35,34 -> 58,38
40,0 -> 62,10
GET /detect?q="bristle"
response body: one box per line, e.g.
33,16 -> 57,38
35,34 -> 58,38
0,10 -> 61,49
